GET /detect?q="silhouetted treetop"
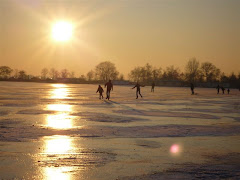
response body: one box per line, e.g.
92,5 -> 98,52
95,61 -> 119,81
0,66 -> 12,79
185,58 -> 200,82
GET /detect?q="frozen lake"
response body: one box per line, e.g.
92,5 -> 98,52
0,81 -> 240,179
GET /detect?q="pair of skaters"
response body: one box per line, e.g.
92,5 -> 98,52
96,80 -> 113,100
132,81 -> 157,98
97,80 -> 151,99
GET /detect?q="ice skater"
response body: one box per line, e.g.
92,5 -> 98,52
227,88 -> 230,94
221,87 -> 225,94
105,80 -> 113,100
190,83 -> 195,95
216,84 -> 220,94
151,82 -> 155,92
96,85 -> 104,99
132,82 -> 144,99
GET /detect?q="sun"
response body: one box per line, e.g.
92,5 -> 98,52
52,21 -> 73,42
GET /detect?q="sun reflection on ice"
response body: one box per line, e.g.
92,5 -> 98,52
46,113 -> 74,129
50,84 -> 69,99
47,104 -> 72,112
44,135 -> 73,154
42,85 -> 77,179
42,136 -> 75,180
45,167 -> 72,180
45,104 -> 74,129
46,84 -> 75,129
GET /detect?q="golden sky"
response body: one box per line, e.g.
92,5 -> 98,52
0,0 -> 239,77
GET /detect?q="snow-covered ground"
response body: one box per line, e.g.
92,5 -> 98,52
0,81 -> 240,179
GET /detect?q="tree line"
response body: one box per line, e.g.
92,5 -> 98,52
0,58 -> 239,88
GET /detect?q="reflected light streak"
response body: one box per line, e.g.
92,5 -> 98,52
50,84 -> 69,99
46,84 -> 74,130
44,167 -> 72,180
52,84 -> 66,88
44,135 -> 73,154
47,104 -> 72,112
43,136 -> 74,180
46,113 -> 74,129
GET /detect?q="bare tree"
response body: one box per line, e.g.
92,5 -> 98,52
13,69 -> 19,79
200,62 -> 220,82
220,72 -> 228,83
185,58 -> 200,82
129,64 -> 162,82
95,61 -> 119,81
50,68 -> 58,80
0,66 -> 13,79
61,69 -> 69,78
129,66 -> 142,82
19,70 -> 27,79
118,73 -> 124,80
162,65 -> 180,80
55,70 -> 60,79
69,71 -> 75,78
145,63 -> 153,81
41,68 -> 48,80
152,67 -> 162,81
229,72 -> 237,85
79,74 -> 86,81
86,70 -> 94,81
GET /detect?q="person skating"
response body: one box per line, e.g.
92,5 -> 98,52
216,84 -> 220,94
96,85 -> 104,99
227,88 -> 230,94
190,83 -> 195,95
132,82 -> 144,99
105,80 -> 113,100
221,87 -> 225,94
151,82 -> 155,92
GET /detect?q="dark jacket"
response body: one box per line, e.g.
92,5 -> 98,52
96,86 -> 104,93
105,82 -> 113,91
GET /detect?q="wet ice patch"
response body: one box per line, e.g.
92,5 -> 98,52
119,152 -> 240,180
17,109 -> 55,115
104,125 -> 240,138
135,140 -> 161,148
233,117 -> 240,122
114,110 -> 220,119
233,102 -> 240,111
1,103 -> 36,107
38,148 -> 116,168
166,152 -> 240,179
72,112 -> 147,123
1,123 -> 240,142
0,97 -> 36,100
0,119 -> 21,126
173,108 -> 240,114
0,111 -> 10,116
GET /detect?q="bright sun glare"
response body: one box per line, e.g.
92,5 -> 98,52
52,21 -> 73,42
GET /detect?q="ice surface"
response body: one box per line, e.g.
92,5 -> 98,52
0,82 -> 240,179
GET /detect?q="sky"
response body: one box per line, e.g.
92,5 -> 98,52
0,0 -> 240,77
